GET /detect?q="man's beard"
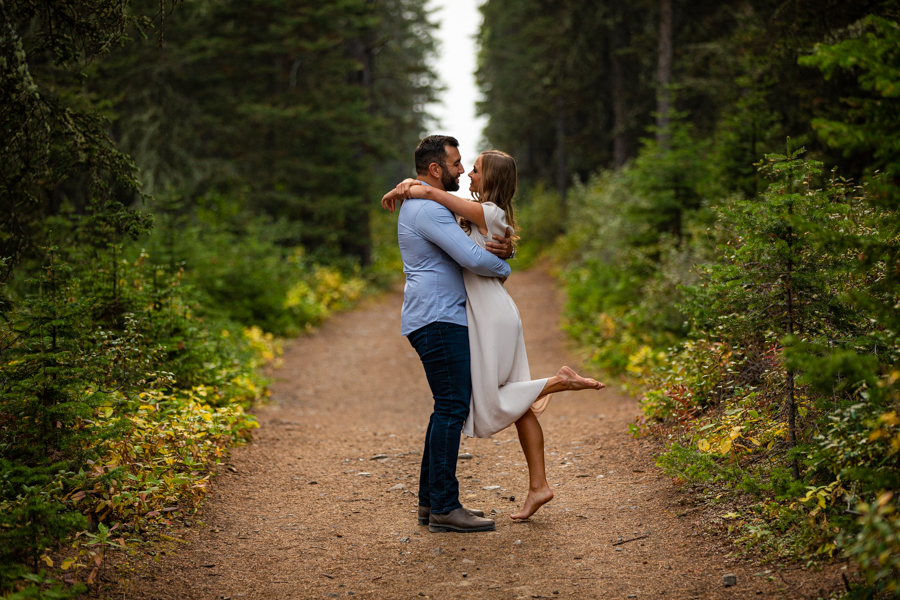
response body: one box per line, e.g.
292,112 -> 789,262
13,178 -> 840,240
440,165 -> 460,192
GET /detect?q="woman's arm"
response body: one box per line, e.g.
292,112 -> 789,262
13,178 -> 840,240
411,185 -> 487,233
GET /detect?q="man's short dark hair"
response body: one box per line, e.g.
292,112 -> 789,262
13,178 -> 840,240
415,135 -> 459,175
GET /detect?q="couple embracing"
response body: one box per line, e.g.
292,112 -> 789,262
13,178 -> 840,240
381,135 -> 605,534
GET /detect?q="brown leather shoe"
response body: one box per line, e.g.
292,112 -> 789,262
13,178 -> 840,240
429,507 -> 496,533
418,505 -> 484,526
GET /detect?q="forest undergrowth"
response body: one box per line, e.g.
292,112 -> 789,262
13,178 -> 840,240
514,16 -> 900,598
6,0 -> 900,598
0,0 -> 421,597
0,208 -> 399,599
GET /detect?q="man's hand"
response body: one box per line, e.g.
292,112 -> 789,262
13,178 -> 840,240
485,227 -> 515,259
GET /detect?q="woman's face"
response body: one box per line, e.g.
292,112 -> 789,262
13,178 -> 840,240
468,155 -> 483,195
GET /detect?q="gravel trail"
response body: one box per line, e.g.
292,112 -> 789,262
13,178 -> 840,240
113,268 -> 845,599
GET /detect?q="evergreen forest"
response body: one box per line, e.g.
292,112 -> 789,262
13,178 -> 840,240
478,0 -> 900,595
1,0 -> 434,595
2,0 -> 900,597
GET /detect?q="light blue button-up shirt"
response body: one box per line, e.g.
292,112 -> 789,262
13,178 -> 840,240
398,197 -> 510,336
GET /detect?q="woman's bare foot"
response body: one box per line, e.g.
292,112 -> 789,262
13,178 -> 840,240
511,485 -> 554,520
557,366 -> 605,391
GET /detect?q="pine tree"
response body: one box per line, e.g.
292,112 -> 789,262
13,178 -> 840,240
792,13 -> 900,499
88,0 -> 437,263
688,141 -> 858,478
0,0 -> 176,287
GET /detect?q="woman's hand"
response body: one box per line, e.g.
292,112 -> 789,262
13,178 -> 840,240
381,179 -> 421,213
394,178 -> 420,199
381,190 -> 401,213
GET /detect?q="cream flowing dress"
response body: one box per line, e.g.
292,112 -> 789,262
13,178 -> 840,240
461,202 -> 551,438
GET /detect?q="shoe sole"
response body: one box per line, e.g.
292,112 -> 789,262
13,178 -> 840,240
419,514 -> 485,526
428,523 -> 496,533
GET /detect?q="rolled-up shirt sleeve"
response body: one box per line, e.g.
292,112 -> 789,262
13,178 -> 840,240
416,203 -> 510,279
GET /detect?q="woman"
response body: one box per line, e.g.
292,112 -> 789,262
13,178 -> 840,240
383,150 -> 605,520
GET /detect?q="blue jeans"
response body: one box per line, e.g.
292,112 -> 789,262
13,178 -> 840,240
407,321 -> 471,515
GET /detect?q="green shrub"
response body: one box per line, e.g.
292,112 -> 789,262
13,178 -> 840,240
844,492 -> 900,597
0,495 -> 86,582
0,237 -> 265,592
552,10 -> 900,584
555,122 -> 717,380
2,571 -> 81,600
808,404 -> 900,492
139,213 -> 367,337
655,442 -> 723,484
0,247 -> 114,466
639,339 -> 734,421
513,184 -> 565,267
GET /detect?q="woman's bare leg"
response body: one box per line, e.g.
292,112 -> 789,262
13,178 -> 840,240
511,367 -> 604,520
511,409 -> 554,519
536,366 -> 605,399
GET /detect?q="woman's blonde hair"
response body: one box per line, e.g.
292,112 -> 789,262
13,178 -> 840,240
464,149 -> 519,242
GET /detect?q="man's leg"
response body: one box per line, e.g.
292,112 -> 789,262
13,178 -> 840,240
407,321 -> 471,515
417,414 -> 435,508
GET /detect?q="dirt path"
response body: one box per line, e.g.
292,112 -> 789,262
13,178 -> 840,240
113,268 -> 844,599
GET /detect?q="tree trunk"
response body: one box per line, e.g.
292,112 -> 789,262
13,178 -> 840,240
556,96 -> 567,212
345,25 -> 375,266
785,283 -> 800,480
785,207 -> 800,480
611,7 -> 629,168
356,31 -> 374,266
656,0 -> 673,148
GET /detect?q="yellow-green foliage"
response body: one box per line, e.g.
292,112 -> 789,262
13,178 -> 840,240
692,395 -> 791,457
638,339 -> 733,422
0,294 -> 273,594
69,387 -> 258,525
283,265 -> 365,327
0,376 -> 262,528
240,326 -> 283,371
867,408 -> 900,454
0,360 -> 262,593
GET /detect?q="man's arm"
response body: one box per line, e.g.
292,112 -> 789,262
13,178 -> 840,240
416,203 -> 510,279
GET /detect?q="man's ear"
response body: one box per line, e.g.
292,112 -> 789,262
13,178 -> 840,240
428,162 -> 442,179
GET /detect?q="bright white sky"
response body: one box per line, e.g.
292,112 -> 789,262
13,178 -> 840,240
428,0 -> 487,174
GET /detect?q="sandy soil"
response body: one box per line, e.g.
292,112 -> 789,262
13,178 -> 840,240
100,268 -> 848,599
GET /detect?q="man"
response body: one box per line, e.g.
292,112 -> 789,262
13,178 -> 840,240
389,135 -> 513,533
